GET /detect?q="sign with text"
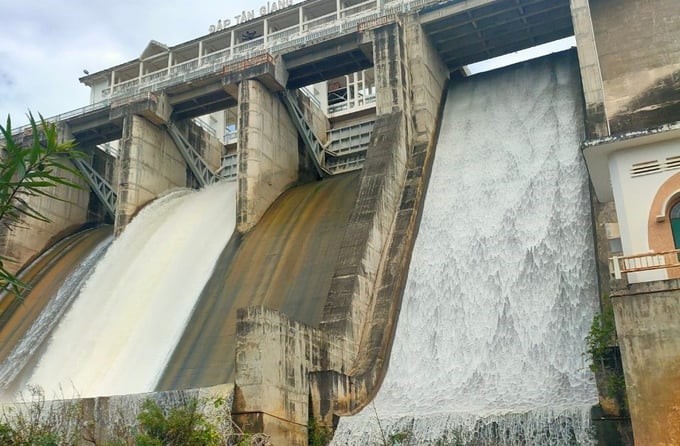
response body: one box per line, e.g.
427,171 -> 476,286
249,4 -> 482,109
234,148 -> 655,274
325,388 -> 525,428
209,0 -> 296,33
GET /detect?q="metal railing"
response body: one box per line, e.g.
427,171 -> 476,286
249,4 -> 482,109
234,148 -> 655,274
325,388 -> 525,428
193,117 -> 217,137
8,99 -> 113,138
100,0 -> 439,100
609,249 -> 680,280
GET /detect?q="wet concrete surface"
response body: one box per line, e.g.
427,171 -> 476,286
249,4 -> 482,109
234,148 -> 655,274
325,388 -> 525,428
157,172 -> 360,390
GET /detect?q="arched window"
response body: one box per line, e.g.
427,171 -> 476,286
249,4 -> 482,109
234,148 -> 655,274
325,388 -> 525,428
670,201 -> 680,249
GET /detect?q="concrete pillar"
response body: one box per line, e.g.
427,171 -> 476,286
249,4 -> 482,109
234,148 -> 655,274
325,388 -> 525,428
570,0 -> 609,139
316,17 -> 448,424
233,307 -> 345,445
372,22 -> 411,120
403,15 -> 449,146
574,0 -> 680,136
233,307 -> 311,446
236,79 -> 298,234
322,20 -> 435,350
114,114 -> 187,234
612,281 -> 680,445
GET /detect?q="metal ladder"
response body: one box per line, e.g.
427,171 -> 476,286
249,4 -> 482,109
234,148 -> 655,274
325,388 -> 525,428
71,157 -> 117,218
166,122 -> 222,187
278,90 -> 331,178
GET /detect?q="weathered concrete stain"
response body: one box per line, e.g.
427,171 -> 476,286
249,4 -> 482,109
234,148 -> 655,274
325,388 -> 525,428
612,281 -> 680,445
157,172 -> 360,391
609,69 -> 680,134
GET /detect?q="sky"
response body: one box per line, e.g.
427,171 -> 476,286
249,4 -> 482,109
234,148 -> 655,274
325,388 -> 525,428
1,0 -> 265,126
1,1 -> 574,128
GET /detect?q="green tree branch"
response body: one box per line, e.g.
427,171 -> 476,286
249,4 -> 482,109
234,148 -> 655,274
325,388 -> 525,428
0,112 -> 84,295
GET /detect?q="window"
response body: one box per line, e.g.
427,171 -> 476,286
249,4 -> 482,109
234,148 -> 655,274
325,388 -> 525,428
670,201 -> 680,249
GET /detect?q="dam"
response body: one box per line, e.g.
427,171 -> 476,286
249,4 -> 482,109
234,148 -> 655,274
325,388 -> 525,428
1,0 -> 679,444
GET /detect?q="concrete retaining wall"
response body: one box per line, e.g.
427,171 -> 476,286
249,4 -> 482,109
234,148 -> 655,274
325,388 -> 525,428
612,280 -> 680,445
574,0 -> 680,136
0,162 -> 90,275
236,79 -> 299,234
233,307 -> 346,446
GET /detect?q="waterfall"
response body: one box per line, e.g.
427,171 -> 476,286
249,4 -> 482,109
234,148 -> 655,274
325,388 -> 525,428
333,53 -> 599,444
0,233 -> 112,391
4,181 -> 237,400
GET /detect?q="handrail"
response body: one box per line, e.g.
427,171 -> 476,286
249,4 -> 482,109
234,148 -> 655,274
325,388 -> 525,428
193,117 -> 217,137
609,249 -> 680,280
102,0 -> 433,99
6,99 -> 112,139
341,0 -> 377,18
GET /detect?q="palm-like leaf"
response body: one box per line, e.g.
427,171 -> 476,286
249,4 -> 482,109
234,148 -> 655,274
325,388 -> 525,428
0,112 -> 85,295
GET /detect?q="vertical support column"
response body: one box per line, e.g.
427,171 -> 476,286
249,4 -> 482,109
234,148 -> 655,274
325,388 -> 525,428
317,16 -> 449,423
403,15 -> 449,146
570,0 -> 610,138
373,21 -> 411,120
321,21 -> 416,357
236,79 -> 299,234
114,111 -> 186,235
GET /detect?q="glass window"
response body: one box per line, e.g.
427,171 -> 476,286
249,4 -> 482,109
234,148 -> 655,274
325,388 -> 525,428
670,202 -> 680,249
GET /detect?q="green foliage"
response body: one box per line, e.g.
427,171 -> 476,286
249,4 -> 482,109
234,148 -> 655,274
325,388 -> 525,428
1,387 -> 271,445
585,303 -> 616,372
0,385 -> 84,445
388,431 -> 411,445
586,301 -> 629,415
308,417 -> 332,446
135,398 -> 219,446
0,112 -> 84,295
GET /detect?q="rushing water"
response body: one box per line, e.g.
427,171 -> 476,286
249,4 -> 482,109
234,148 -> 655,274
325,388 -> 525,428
2,181 -> 237,400
0,233 -> 113,392
333,54 -> 599,444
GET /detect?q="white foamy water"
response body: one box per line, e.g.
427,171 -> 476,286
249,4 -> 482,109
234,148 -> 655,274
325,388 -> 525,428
13,181 -> 236,400
0,233 -> 112,391
333,55 -> 599,444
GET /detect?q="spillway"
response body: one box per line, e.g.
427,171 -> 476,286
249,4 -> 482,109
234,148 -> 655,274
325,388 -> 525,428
0,226 -> 113,393
333,53 -> 599,444
1,181 -> 237,401
158,172 -> 360,390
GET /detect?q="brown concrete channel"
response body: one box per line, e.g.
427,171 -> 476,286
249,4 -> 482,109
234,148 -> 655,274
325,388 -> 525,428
0,226 -> 113,366
157,172 -> 360,391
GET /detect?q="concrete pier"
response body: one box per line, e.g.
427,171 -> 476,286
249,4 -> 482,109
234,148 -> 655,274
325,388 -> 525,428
236,80 -> 299,234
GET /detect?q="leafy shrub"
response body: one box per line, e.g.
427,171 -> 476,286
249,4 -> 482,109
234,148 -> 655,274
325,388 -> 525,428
135,398 -> 219,446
